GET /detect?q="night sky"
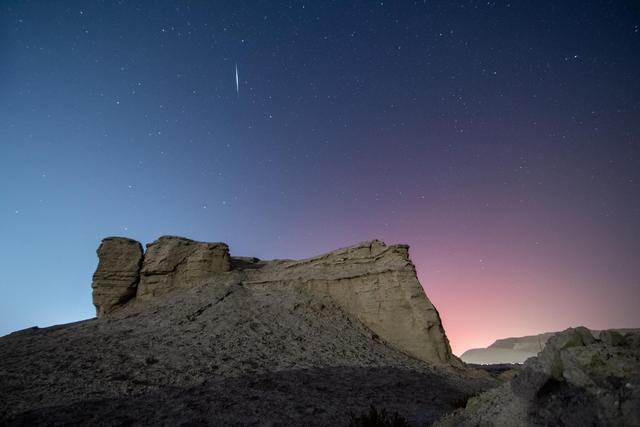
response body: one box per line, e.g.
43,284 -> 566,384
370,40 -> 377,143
1,1 -> 639,355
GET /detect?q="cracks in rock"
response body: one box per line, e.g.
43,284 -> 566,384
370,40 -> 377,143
214,288 -> 235,305
186,303 -> 213,322
142,253 -> 191,277
185,288 -> 235,322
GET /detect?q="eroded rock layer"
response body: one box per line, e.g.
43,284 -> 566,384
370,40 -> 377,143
137,236 -> 231,299
91,237 -> 143,317
243,240 -> 456,365
436,327 -> 640,427
90,236 -> 455,365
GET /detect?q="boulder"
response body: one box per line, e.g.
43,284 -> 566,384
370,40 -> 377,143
91,237 -> 143,317
137,236 -> 231,299
436,328 -> 640,426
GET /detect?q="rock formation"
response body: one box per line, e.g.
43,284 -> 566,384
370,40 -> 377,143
5,236 -> 638,425
241,240 -> 455,365
0,236 -> 494,426
436,327 -> 640,426
91,236 -> 456,366
137,236 -> 231,299
91,237 -> 143,317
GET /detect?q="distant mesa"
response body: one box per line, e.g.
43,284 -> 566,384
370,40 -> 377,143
460,332 -> 556,364
461,329 -> 640,364
3,236 -> 638,426
92,235 -> 457,366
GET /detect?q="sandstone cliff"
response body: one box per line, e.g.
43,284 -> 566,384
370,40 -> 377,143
91,237 -> 143,317
92,236 -> 456,366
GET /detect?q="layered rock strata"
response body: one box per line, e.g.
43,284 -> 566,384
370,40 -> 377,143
242,240 -> 455,365
90,236 -> 456,365
91,237 -> 143,317
137,236 -> 231,299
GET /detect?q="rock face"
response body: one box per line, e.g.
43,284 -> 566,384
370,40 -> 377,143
137,236 -> 231,299
91,236 -> 456,366
436,327 -> 640,426
91,237 -> 143,317
242,240 -> 455,365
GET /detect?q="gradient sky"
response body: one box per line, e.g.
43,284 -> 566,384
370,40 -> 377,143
1,1 -> 639,355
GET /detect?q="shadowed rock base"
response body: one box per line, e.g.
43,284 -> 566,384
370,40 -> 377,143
3,367 -> 480,426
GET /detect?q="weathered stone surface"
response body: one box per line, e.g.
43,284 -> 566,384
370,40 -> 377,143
91,236 -> 456,366
436,327 -> 640,426
243,240 -> 457,365
91,237 -> 143,317
137,236 -> 231,299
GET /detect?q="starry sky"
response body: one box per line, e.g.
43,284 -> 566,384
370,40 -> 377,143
1,1 -> 639,355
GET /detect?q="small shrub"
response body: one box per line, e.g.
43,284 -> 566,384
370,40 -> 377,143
348,405 -> 412,427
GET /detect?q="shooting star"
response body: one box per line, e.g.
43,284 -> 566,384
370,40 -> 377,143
235,63 -> 239,97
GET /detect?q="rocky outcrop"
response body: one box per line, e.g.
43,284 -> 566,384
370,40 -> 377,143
436,327 -> 640,426
89,236 -> 456,366
137,236 -> 231,299
242,240 -> 456,365
91,237 -> 143,317
0,236 -> 495,426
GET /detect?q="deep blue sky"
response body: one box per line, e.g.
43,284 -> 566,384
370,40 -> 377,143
1,1 -> 639,354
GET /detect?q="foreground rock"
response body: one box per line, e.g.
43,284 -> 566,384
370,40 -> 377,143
437,327 -> 640,426
0,237 -> 489,426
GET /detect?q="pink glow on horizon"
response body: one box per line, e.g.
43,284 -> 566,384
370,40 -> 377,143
280,197 -> 640,357
410,234 -> 640,356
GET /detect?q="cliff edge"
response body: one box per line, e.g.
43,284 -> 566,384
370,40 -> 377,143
92,236 -> 456,366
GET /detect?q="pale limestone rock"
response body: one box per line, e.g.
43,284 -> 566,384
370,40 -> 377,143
137,236 -> 231,299
243,240 -> 457,365
90,236 -> 456,366
91,237 -> 143,317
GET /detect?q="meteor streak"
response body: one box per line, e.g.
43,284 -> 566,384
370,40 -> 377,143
235,63 -> 239,97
